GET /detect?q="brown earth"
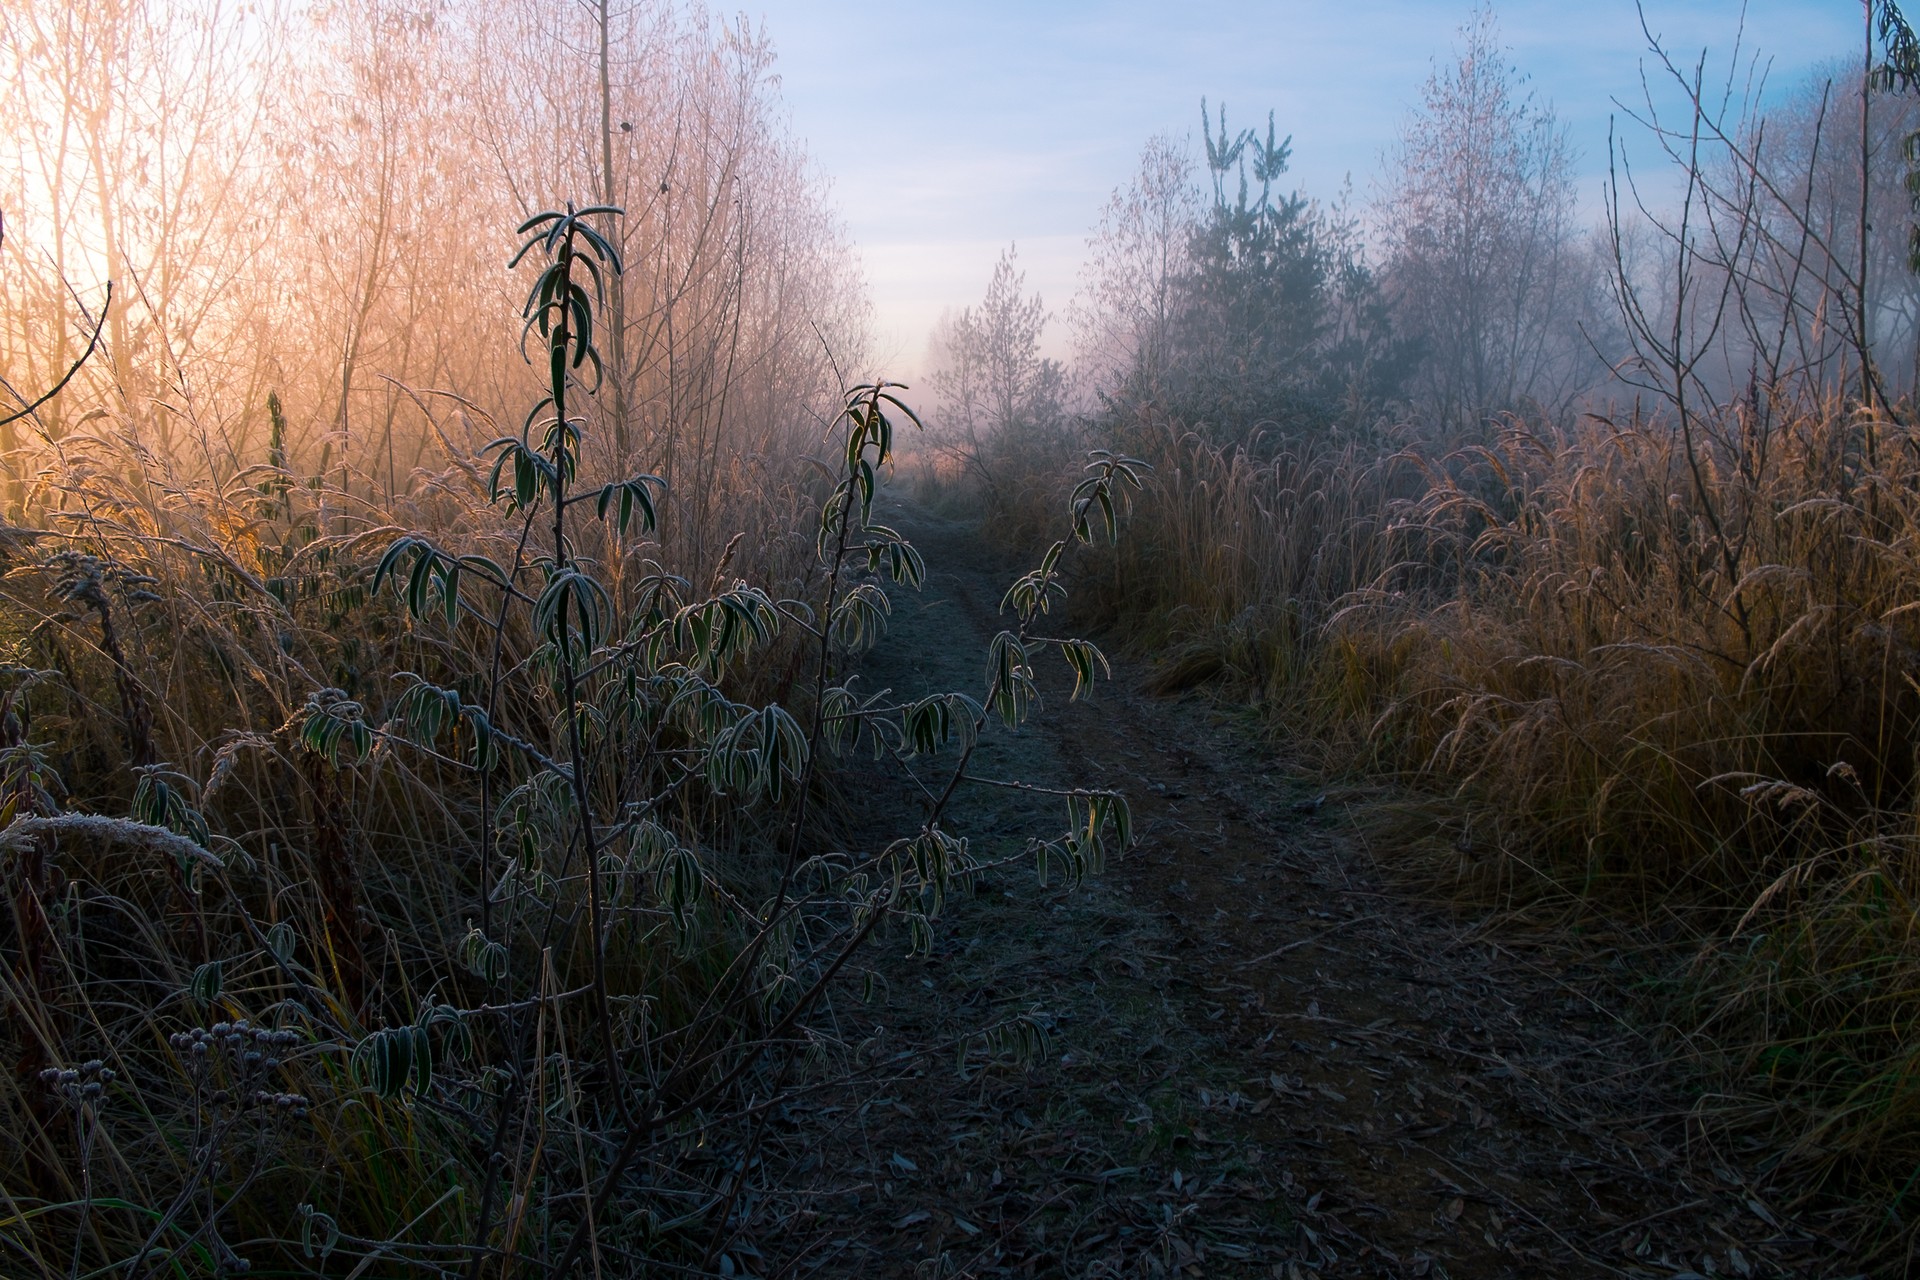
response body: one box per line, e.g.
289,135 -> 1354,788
739,494 -> 1862,1280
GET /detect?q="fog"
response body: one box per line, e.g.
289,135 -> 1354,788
750,0 -> 1858,374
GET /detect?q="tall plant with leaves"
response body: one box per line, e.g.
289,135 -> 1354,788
0,180 -> 1142,1273
301,204 -> 1144,1273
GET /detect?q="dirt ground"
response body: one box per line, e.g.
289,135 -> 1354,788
743,495 -> 1865,1280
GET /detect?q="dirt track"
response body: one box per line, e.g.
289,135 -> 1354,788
749,494 -> 1854,1279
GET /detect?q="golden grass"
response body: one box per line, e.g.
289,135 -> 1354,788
0,382 -> 826,1271
1060,396 -> 1920,1248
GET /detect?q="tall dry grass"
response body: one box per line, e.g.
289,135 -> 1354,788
0,377 -> 818,1271
1064,395 -> 1920,1249
1082,413 -> 1418,742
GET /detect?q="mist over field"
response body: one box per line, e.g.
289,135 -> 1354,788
6,2 -> 1920,1276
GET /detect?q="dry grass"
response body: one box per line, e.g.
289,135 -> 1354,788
0,384 -> 823,1272
1041,395 -> 1920,1254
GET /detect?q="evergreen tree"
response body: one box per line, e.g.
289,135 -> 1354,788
1166,104 -> 1408,439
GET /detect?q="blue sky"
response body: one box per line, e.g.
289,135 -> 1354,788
746,1 -> 1862,376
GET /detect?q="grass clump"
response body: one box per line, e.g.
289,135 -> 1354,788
1037,392 -> 1920,1253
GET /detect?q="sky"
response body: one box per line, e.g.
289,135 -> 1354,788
744,0 -> 1863,379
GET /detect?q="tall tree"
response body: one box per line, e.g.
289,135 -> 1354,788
1171,103 -> 1340,433
1070,134 -> 1197,403
1378,4 -> 1585,425
929,246 -> 1064,483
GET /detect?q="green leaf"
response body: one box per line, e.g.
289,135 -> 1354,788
440,560 -> 461,627
301,1206 -> 341,1261
1060,638 -> 1110,700
188,959 -> 223,1004
985,631 -> 1034,728
514,210 -> 564,236
372,536 -> 420,597
460,927 -> 509,984
353,1025 -> 431,1100
568,286 -> 593,368
406,547 -> 434,618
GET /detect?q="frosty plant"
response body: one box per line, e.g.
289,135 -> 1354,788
0,197 -> 1140,1274
272,203 -> 1144,1273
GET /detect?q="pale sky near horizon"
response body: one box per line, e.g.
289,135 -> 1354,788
744,0 -> 1862,381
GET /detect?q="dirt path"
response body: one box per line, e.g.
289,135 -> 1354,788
748,495 -> 1852,1279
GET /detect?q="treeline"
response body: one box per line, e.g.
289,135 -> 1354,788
933,5 -> 1920,1262
1,0 -> 867,578
936,11 -> 1920,454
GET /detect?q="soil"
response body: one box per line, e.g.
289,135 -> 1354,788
742,494 -> 1863,1280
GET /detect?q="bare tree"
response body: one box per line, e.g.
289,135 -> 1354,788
1377,3 -> 1588,426
1070,135 -> 1198,403
0,0 -> 284,445
0,0 -> 869,588
929,246 -> 1064,486
1600,3 -> 1920,426
1728,61 -> 1920,399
